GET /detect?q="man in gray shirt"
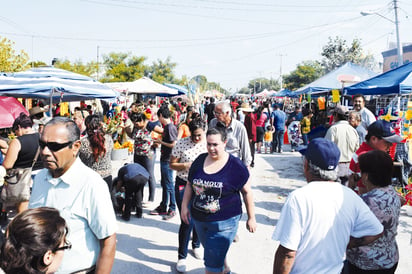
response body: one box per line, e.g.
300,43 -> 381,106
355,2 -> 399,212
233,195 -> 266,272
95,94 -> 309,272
209,101 -> 252,167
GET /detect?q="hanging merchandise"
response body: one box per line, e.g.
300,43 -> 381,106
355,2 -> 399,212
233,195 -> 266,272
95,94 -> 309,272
60,102 -> 69,116
317,97 -> 326,110
331,89 -> 340,103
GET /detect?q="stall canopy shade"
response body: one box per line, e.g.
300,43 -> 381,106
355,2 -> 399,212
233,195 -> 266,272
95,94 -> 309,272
344,62 -> 412,95
273,89 -> 297,97
0,67 -> 118,104
107,77 -> 178,95
163,83 -> 188,97
0,96 -> 29,129
295,62 -> 377,95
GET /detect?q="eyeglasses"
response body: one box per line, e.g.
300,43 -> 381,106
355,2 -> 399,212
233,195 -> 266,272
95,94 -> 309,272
53,242 -> 72,252
39,140 -> 73,152
213,111 -> 224,116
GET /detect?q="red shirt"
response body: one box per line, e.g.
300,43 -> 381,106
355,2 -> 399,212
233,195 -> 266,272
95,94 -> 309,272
349,142 -> 374,191
230,101 -> 239,113
244,113 -> 257,142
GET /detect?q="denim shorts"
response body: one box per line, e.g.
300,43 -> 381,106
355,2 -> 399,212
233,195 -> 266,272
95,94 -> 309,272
193,214 -> 241,273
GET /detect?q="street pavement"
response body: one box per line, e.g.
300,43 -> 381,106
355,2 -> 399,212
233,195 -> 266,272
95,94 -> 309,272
111,149 -> 412,274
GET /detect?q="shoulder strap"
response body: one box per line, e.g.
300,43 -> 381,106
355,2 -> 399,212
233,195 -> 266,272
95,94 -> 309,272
32,147 -> 40,168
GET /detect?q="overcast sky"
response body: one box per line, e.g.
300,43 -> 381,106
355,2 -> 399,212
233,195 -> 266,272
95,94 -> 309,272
1,0 -> 411,91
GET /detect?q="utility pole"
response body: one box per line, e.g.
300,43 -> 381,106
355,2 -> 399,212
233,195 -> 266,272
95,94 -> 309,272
96,45 -> 100,80
394,0 -> 403,66
277,54 -> 286,90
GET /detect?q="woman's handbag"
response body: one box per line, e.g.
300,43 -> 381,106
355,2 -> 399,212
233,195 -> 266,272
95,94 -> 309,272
0,148 -> 40,204
0,167 -> 33,203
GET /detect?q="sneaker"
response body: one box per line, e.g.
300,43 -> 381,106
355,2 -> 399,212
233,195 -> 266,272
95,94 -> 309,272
150,206 -> 167,215
142,201 -> 153,208
176,259 -> 187,273
162,210 -> 176,220
192,247 -> 202,259
121,214 -> 130,221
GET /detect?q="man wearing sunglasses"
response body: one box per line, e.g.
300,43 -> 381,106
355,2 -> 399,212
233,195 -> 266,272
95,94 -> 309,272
29,117 -> 117,274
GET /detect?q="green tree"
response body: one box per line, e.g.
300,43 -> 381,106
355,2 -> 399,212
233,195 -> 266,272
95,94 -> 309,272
100,52 -> 147,82
248,78 -> 280,94
0,37 -> 29,72
238,87 -> 251,94
146,57 -> 178,84
283,60 -> 324,90
29,61 -> 47,67
321,36 -> 376,72
53,59 -> 98,78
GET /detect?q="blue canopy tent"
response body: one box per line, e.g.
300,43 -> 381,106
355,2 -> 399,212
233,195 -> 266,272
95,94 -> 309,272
273,89 -> 299,98
344,62 -> 412,95
0,67 -> 119,104
162,83 -> 188,97
295,62 -> 377,96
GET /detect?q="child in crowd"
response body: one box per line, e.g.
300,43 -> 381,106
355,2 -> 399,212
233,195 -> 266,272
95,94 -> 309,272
300,110 -> 313,145
287,121 -> 302,152
264,125 -> 274,153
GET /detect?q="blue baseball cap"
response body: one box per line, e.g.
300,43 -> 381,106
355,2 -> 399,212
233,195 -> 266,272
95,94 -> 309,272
299,138 -> 340,170
367,120 -> 402,143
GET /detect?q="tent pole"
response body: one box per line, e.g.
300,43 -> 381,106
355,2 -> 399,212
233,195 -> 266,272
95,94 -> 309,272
49,88 -> 54,117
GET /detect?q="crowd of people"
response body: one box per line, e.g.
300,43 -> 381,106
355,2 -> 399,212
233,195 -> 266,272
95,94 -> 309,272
0,92 -> 408,273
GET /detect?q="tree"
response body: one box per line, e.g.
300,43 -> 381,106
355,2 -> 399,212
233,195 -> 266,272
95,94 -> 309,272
29,61 -> 47,67
100,52 -> 147,82
53,59 -> 98,78
146,57 -> 178,84
283,60 -> 324,90
321,36 -> 376,72
0,37 -> 29,72
248,78 -> 280,94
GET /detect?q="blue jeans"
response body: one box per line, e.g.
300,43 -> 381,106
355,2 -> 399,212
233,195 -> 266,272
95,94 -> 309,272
175,177 -> 200,259
160,160 -> 176,211
193,214 -> 241,273
134,150 -> 156,202
302,133 -> 309,145
272,129 -> 285,152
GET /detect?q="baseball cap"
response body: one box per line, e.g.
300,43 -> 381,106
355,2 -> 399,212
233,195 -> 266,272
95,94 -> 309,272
333,105 -> 348,116
299,138 -> 340,170
367,120 -> 403,143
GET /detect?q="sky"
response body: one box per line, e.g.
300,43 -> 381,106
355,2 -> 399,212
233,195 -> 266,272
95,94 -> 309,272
1,0 -> 412,92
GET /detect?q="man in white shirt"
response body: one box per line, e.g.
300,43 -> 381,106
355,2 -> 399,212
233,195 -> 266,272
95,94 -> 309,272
352,94 -> 376,134
325,105 -> 359,185
29,117 -> 117,274
272,138 -> 383,274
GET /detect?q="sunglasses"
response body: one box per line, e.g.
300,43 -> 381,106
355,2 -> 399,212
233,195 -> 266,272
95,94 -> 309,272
39,140 -> 73,152
53,242 -> 72,252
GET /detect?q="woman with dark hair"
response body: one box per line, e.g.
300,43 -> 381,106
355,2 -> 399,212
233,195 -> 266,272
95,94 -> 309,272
254,106 -> 268,153
0,207 -> 69,274
2,112 -> 39,213
345,150 -> 401,274
128,112 -> 156,209
79,114 -> 113,193
177,110 -> 200,140
170,118 -> 207,272
177,106 -> 195,140
181,126 -> 257,274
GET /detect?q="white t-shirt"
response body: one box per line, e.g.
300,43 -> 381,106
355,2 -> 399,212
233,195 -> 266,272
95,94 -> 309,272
360,107 -> 376,132
272,181 -> 383,274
